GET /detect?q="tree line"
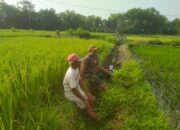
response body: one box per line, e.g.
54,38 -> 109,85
0,0 -> 180,35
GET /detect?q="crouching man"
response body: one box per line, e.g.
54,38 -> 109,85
63,54 -> 98,120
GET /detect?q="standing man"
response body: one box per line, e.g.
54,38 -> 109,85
63,54 -> 97,120
80,45 -> 112,92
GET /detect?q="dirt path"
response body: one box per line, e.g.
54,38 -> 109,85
115,44 -> 131,66
105,44 -> 131,69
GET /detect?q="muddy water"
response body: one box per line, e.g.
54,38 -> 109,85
104,46 -> 118,69
152,84 -> 180,130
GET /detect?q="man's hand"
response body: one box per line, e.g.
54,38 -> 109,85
102,67 -> 113,77
83,98 -> 92,109
87,93 -> 96,101
84,98 -> 99,121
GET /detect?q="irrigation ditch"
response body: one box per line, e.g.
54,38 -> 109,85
104,36 -> 179,129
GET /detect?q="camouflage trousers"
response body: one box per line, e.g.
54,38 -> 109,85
85,72 -> 106,88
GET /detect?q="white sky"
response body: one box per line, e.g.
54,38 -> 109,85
4,0 -> 180,20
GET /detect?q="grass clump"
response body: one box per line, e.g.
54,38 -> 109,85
113,60 -> 143,88
96,59 -> 170,130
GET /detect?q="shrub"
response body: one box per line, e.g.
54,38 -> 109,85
44,34 -> 52,37
11,27 -> 17,32
148,40 -> 163,45
170,40 -> 180,46
76,28 -> 91,39
55,30 -> 60,37
91,33 -> 106,39
104,36 -> 118,44
65,28 -> 76,36
29,28 -> 34,32
65,28 -> 91,39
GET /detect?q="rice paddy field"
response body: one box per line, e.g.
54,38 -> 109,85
0,33 -> 113,130
0,29 -> 114,39
131,46 -> 180,129
0,29 -> 56,37
0,29 -> 176,130
127,35 -> 180,46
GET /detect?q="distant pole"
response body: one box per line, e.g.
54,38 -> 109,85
28,8 -> 31,29
28,0 -> 32,29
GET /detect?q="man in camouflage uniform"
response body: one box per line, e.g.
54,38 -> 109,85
80,45 -> 112,92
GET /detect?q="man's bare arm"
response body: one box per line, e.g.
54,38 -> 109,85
99,65 -> 112,76
72,88 -> 91,108
72,88 -> 86,101
79,79 -> 88,94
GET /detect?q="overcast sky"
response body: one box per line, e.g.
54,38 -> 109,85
4,0 -> 180,20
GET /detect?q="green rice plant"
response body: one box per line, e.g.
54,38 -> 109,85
0,29 -> 56,37
0,30 -> 171,129
131,46 -> 180,129
127,35 -> 180,46
0,36 -> 113,130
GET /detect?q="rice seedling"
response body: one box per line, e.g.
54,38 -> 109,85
127,35 -> 180,46
131,46 -> 180,129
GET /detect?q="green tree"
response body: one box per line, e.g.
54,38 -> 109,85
59,10 -> 86,30
172,18 -> 180,35
106,13 -> 123,32
86,15 -> 103,32
17,0 -> 35,29
0,1 -> 179,34
37,9 -> 59,30
108,8 -> 169,34
0,3 -> 20,28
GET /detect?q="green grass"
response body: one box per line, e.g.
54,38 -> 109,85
96,60 -> 169,130
0,36 -> 113,130
131,46 -> 180,129
127,35 -> 180,46
0,29 -> 118,46
0,30 -> 171,129
0,29 -> 115,38
0,29 -> 57,37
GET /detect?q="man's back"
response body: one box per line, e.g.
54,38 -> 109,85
80,53 -> 99,77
